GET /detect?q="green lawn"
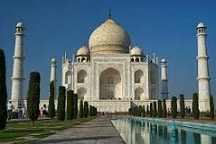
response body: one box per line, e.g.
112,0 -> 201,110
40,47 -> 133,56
0,117 -> 96,144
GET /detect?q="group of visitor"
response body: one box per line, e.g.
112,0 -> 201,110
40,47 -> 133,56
18,103 -> 26,119
7,101 -> 26,120
185,106 -> 191,117
40,104 -> 48,117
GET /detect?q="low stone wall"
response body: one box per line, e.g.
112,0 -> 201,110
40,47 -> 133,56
10,99 -> 215,113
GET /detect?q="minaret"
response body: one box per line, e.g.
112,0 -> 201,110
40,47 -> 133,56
50,58 -> 57,98
11,22 -> 25,106
160,58 -> 168,99
196,22 -> 210,112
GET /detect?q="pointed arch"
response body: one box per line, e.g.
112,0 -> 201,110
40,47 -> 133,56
135,87 -> 144,100
77,70 -> 87,83
135,70 -> 144,83
99,68 -> 122,99
65,71 -> 72,84
77,87 -> 86,100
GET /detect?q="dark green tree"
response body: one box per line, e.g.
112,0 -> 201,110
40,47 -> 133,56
79,100 -> 83,118
66,90 -> 73,120
0,49 -> 7,130
158,100 -> 162,118
146,105 -> 150,117
153,101 -> 157,117
142,105 -> 146,117
83,101 -> 89,118
57,86 -> 66,121
192,93 -> 199,119
150,103 -> 153,117
74,94 -> 78,119
90,105 -> 97,116
92,106 -> 97,116
138,105 -> 142,117
171,96 -> 177,118
209,95 -> 214,119
48,81 -> 55,119
71,90 -> 74,119
180,94 -> 185,118
162,99 -> 167,118
27,71 -> 41,125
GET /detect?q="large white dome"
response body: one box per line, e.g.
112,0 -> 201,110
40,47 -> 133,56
89,18 -> 131,54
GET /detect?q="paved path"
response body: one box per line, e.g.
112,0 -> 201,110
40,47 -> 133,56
37,116 -> 125,144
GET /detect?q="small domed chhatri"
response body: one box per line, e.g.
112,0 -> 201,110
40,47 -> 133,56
16,22 -> 25,28
89,18 -> 131,54
51,58 -> 56,62
197,22 -> 205,28
161,58 -> 167,63
130,46 -> 143,56
76,45 -> 89,56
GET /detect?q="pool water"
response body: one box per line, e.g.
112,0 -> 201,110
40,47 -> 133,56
111,117 -> 216,144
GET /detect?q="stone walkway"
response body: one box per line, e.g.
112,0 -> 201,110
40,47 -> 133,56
36,116 -> 125,144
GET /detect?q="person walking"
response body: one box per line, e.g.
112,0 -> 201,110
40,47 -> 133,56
7,101 -> 13,120
18,103 -> 22,119
21,104 -> 26,118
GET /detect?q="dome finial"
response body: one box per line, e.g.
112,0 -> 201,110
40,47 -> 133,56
108,8 -> 112,19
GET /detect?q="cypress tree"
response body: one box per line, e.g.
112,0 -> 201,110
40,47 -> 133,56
171,96 -> 177,118
79,100 -> 83,118
192,93 -> 199,119
83,101 -> 89,118
91,106 -> 97,116
48,81 -> 55,119
142,105 -> 146,117
180,94 -> 185,118
153,101 -> 157,117
150,103 -> 153,117
71,90 -> 74,119
0,49 -> 7,130
27,71 -> 41,125
74,93 -> 78,119
210,95 -> 214,119
89,105 -> 93,116
138,105 -> 142,117
94,107 -> 97,116
66,90 -> 73,120
147,105 -> 150,117
162,99 -> 167,118
57,86 -> 66,121
158,100 -> 162,118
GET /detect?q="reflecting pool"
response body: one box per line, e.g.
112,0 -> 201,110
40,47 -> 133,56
111,117 -> 216,144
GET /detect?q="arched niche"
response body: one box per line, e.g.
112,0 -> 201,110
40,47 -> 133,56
135,87 -> 144,100
77,87 -> 86,100
77,70 -> 87,83
135,70 -> 144,83
99,68 -> 122,99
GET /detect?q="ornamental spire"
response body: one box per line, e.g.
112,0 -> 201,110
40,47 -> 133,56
108,9 -> 112,19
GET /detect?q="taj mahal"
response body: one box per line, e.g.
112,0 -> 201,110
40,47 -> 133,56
9,14 -> 211,113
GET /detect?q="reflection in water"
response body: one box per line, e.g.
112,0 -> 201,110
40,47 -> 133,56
181,130 -> 186,144
193,133 -> 201,144
111,117 -> 216,144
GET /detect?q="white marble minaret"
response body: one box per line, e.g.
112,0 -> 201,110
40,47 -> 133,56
50,58 -> 57,98
160,58 -> 168,99
11,22 -> 25,106
196,22 -> 210,112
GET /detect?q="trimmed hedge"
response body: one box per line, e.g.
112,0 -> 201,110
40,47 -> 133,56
0,49 -> 7,130
27,71 -> 41,125
57,86 -> 66,121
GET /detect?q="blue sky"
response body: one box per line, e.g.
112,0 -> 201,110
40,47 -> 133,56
0,0 -> 215,99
